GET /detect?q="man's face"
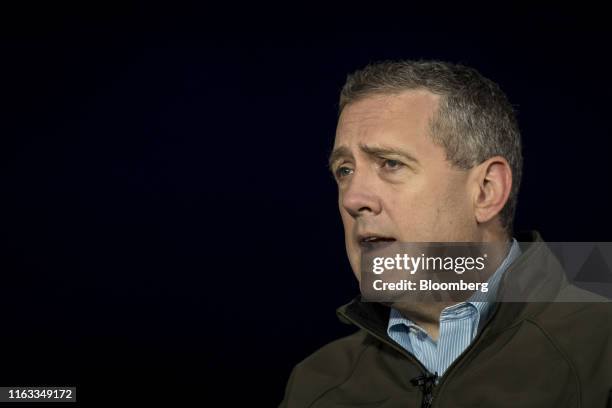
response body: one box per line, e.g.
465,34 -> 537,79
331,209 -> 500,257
331,90 -> 479,280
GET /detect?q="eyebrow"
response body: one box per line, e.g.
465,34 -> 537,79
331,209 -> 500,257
327,146 -> 353,171
328,143 -> 420,171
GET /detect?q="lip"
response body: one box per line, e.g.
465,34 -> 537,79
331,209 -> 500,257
357,233 -> 397,250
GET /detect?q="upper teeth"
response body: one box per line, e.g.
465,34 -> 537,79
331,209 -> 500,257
364,237 -> 380,242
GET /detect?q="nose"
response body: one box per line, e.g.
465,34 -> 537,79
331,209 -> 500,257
340,171 -> 383,218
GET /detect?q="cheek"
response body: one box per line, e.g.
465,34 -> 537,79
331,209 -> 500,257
387,185 -> 437,220
386,182 -> 470,239
430,183 -> 475,238
441,178 -> 473,216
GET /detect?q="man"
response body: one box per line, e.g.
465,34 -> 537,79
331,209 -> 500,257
280,60 -> 612,407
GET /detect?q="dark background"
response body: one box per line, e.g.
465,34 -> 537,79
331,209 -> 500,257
2,4 -> 612,406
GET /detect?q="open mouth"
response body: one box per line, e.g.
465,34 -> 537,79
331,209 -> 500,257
358,235 -> 397,250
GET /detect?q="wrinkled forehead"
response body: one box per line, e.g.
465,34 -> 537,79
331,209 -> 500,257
334,90 -> 441,149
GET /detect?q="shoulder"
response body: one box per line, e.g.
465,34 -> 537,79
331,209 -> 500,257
280,330 -> 373,408
526,290 -> 612,380
529,286 -> 612,334
534,284 -> 612,325
293,329 -> 371,381
525,290 -> 612,403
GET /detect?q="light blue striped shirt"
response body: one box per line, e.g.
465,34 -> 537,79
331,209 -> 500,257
387,239 -> 521,376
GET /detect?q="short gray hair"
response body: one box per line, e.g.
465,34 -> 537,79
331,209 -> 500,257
339,60 -> 522,235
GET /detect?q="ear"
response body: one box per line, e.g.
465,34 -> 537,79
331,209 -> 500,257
471,156 -> 512,225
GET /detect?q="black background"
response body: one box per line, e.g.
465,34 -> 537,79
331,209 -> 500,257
2,4 -> 612,406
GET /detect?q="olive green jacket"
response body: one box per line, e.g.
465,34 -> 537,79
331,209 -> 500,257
280,232 -> 612,407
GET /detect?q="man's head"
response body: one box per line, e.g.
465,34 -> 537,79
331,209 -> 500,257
329,60 -> 522,279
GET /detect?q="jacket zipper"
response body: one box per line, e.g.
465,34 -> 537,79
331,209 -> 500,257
410,372 -> 438,408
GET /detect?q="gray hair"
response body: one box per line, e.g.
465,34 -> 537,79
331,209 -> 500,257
339,60 -> 523,235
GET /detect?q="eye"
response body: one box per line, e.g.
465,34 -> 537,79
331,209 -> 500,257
335,165 -> 354,179
381,159 -> 404,170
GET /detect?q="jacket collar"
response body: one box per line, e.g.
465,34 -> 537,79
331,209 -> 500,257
336,231 -> 568,342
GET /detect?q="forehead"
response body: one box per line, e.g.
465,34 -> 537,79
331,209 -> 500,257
334,89 -> 440,149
